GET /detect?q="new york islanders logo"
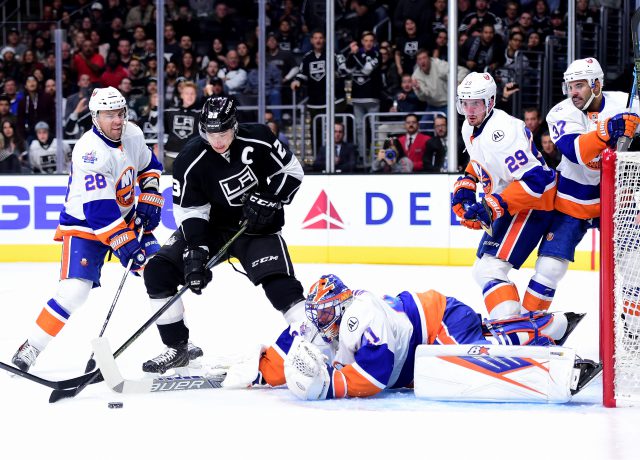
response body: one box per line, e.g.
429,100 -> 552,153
302,190 -> 345,229
115,166 -> 135,207
470,160 -> 494,194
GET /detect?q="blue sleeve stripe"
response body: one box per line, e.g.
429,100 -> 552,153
354,343 -> 395,386
47,298 -> 70,320
83,199 -> 124,230
519,167 -> 556,195
557,175 -> 600,201
555,133 -> 580,163
140,150 -> 163,175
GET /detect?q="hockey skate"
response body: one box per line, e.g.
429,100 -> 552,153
556,312 -> 586,346
570,358 -> 603,395
11,340 -> 41,372
187,341 -> 204,360
142,343 -> 189,374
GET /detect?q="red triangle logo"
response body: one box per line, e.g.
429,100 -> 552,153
302,190 -> 345,229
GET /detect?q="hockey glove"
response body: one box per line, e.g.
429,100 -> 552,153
451,175 -> 478,218
597,113 -> 640,147
109,228 -> 146,270
461,219 -> 484,230
183,246 -> 212,295
243,191 -> 281,234
135,191 -> 164,231
464,194 -> 507,228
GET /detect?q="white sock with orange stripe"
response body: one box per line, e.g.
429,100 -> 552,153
522,256 -> 568,313
28,278 -> 92,351
472,256 -> 520,319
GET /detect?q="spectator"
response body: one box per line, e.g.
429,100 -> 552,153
244,53 -> 281,119
174,4 -> 200,41
236,42 -> 254,70
266,119 -> 291,151
5,28 -> 27,58
103,0 -> 128,25
17,75 -> 55,142
125,0 -> 155,31
217,49 -> 247,97
3,78 -> 21,115
350,0 -> 378,41
397,113 -> 431,172
429,0 -> 448,37
100,51 -> 128,88
42,52 -> 57,81
540,131 -> 561,169
137,91 -> 159,139
63,74 -> 92,139
314,122 -> 357,173
266,32 -> 299,85
72,41 -> 105,85
412,48 -> 467,115
502,1 -> 520,33
432,30 -> 448,60
527,31 -> 544,53
424,115 -> 448,172
89,29 -> 109,62
516,11 -> 535,37
393,0 -> 431,35
178,50 -> 199,82
19,50 -> 44,83
0,94 -> 17,126
163,61 -> 180,107
275,18 -> 299,53
291,30 -> 348,154
198,60 -> 220,96
163,81 -> 200,173
190,0 -> 215,19
532,0 -> 551,37
144,53 -> 158,79
576,0 -> 598,24
28,121 -> 71,174
379,43 -> 401,111
133,77 -> 157,116
174,35 -> 196,65
117,38 -> 133,68
495,31 -> 529,90
549,10 -> 566,38
395,18 -> 430,76
204,76 -> 226,98
371,137 -> 413,173
201,37 -> 228,70
496,80 -> 520,112
127,58 -> 148,100
90,2 -> 105,28
105,17 -> 128,53
208,2 -> 240,44
390,74 -> 427,113
523,107 -> 546,152
459,0 -> 504,37
460,23 -> 504,73
131,26 -> 148,61
163,23 -> 182,60
0,120 -> 27,173
344,31 -> 382,153
1,47 -> 21,82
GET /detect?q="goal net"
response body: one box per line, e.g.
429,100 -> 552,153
602,150 -> 640,407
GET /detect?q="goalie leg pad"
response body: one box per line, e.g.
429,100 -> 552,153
414,344 -> 576,403
482,311 -> 567,346
284,336 -> 330,400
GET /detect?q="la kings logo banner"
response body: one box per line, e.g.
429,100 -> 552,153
310,61 -> 325,81
172,115 -> 195,139
219,166 -> 258,206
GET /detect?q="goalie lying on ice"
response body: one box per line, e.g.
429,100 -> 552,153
231,274 -> 600,402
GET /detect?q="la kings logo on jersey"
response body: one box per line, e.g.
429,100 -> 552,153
404,40 -> 419,57
173,115 -> 195,139
219,166 -> 258,206
310,61 -> 326,81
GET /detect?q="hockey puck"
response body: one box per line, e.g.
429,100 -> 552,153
108,402 -> 123,409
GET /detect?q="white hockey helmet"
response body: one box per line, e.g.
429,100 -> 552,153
456,72 -> 497,117
89,86 -> 128,140
562,57 -> 604,96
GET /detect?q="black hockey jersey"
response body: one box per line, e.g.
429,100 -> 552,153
294,50 -> 346,107
172,123 -> 304,247
163,105 -> 200,153
345,48 -> 381,101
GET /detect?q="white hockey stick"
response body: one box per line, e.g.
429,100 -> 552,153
91,338 -> 226,394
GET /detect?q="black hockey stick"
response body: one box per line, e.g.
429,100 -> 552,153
48,222 -> 247,403
617,8 -> 640,152
84,226 -> 145,373
0,361 -> 103,390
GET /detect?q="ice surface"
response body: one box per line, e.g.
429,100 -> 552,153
1,262 -> 638,459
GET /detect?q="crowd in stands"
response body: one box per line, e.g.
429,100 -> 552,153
0,0 -> 601,174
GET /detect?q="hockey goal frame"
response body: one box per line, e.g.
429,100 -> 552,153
601,149 -> 640,407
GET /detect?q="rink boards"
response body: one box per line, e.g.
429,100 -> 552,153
0,174 -> 598,269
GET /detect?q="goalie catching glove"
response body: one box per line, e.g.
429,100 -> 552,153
284,336 -> 330,400
464,194 -> 507,228
183,246 -> 212,295
242,191 -> 280,234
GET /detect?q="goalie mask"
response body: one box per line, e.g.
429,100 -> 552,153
562,57 -> 604,109
305,274 -> 354,343
89,87 -> 128,141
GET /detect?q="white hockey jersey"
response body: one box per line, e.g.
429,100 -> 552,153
461,108 -> 556,214
55,123 -> 162,244
546,91 -> 630,219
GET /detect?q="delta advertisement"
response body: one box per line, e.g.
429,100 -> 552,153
0,175 -> 598,269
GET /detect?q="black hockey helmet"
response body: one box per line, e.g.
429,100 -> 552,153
199,96 -> 238,135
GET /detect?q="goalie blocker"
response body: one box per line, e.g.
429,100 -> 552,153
414,344 -> 601,403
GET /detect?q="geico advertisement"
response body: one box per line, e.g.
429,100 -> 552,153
0,175 -> 595,252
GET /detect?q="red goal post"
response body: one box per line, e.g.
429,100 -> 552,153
601,149 -> 640,407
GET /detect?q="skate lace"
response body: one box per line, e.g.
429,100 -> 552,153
20,343 -> 40,364
152,347 -> 178,365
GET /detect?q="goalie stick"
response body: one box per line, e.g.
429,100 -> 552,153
617,8 -> 640,152
48,222 -> 247,403
91,337 -> 226,393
